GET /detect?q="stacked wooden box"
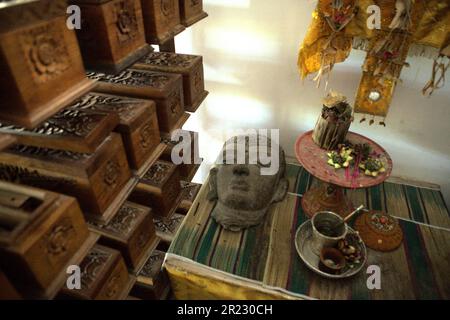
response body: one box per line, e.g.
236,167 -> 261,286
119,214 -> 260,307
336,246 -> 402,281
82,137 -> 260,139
0,181 -> 98,299
0,0 -> 95,128
0,0 -> 208,300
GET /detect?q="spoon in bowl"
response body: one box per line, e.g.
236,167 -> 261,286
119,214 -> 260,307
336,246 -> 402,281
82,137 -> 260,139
319,205 -> 365,235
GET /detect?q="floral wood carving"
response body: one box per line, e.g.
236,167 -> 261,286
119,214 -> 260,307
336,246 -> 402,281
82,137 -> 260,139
142,162 -> 172,184
87,70 -> 170,88
160,0 -> 175,17
0,109 -> 107,137
20,21 -> 71,84
8,144 -> 90,161
103,160 -> 121,186
43,218 -> 74,260
168,89 -> 181,115
139,250 -> 164,278
154,214 -> 183,234
69,94 -> 142,122
0,0 -> 67,31
80,249 -> 110,290
180,181 -> 201,202
139,52 -> 195,68
193,65 -> 204,95
0,164 -> 77,189
90,204 -> 140,236
114,0 -> 139,44
139,124 -> 156,149
104,274 -> 121,298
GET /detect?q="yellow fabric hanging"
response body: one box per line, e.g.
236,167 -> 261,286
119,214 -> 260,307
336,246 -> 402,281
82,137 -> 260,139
298,0 -> 450,122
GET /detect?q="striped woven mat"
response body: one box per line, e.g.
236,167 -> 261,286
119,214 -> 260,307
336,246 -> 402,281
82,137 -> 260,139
169,164 -> 450,299
286,163 -> 450,229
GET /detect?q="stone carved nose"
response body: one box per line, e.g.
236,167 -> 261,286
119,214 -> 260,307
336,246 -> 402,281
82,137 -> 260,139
233,164 -> 249,176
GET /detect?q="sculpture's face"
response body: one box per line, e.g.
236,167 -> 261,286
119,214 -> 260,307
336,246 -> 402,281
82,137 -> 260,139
209,135 -> 288,231
216,163 -> 280,211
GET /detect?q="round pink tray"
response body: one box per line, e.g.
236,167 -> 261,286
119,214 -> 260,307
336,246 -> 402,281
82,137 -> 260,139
295,131 -> 393,189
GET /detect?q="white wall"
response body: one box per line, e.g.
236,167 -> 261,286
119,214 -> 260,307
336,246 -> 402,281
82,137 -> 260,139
176,0 -> 450,205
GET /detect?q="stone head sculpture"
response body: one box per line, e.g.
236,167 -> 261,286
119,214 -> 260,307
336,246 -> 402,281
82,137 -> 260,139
207,134 -> 288,231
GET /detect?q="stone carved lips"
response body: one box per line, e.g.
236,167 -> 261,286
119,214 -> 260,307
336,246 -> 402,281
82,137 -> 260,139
229,179 -> 250,192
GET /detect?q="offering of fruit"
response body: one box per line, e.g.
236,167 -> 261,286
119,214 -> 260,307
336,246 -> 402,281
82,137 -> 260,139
327,146 -> 354,169
359,158 -> 386,177
325,141 -> 386,179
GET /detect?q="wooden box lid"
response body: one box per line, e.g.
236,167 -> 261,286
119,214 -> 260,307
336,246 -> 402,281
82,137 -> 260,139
162,130 -> 198,159
68,92 -> 157,134
89,201 -> 149,242
140,160 -> 177,188
136,249 -> 165,286
64,244 -> 125,299
154,213 -> 184,243
178,181 -> 202,213
0,133 -> 124,177
134,51 -> 202,74
87,69 -> 182,100
0,109 -> 119,153
0,181 -> 59,246
180,181 -> 201,203
0,0 -> 67,33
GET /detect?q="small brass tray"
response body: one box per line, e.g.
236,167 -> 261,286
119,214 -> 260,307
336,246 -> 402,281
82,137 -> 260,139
295,220 -> 367,279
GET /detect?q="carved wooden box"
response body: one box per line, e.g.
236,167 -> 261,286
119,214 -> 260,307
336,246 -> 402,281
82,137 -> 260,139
0,182 -> 90,297
161,130 -> 200,179
60,244 -> 134,300
0,108 -> 119,153
70,0 -> 152,74
154,213 -> 184,243
89,201 -> 159,270
133,52 -> 208,112
68,93 -> 161,170
130,249 -> 170,300
179,0 -> 208,27
0,133 -> 132,221
178,181 -> 201,214
88,69 -> 186,133
129,160 -> 182,218
0,0 -> 95,128
140,0 -> 185,45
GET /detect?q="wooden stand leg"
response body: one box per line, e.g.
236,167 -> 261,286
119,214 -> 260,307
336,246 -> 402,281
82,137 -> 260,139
301,182 -> 353,219
159,38 -> 176,53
